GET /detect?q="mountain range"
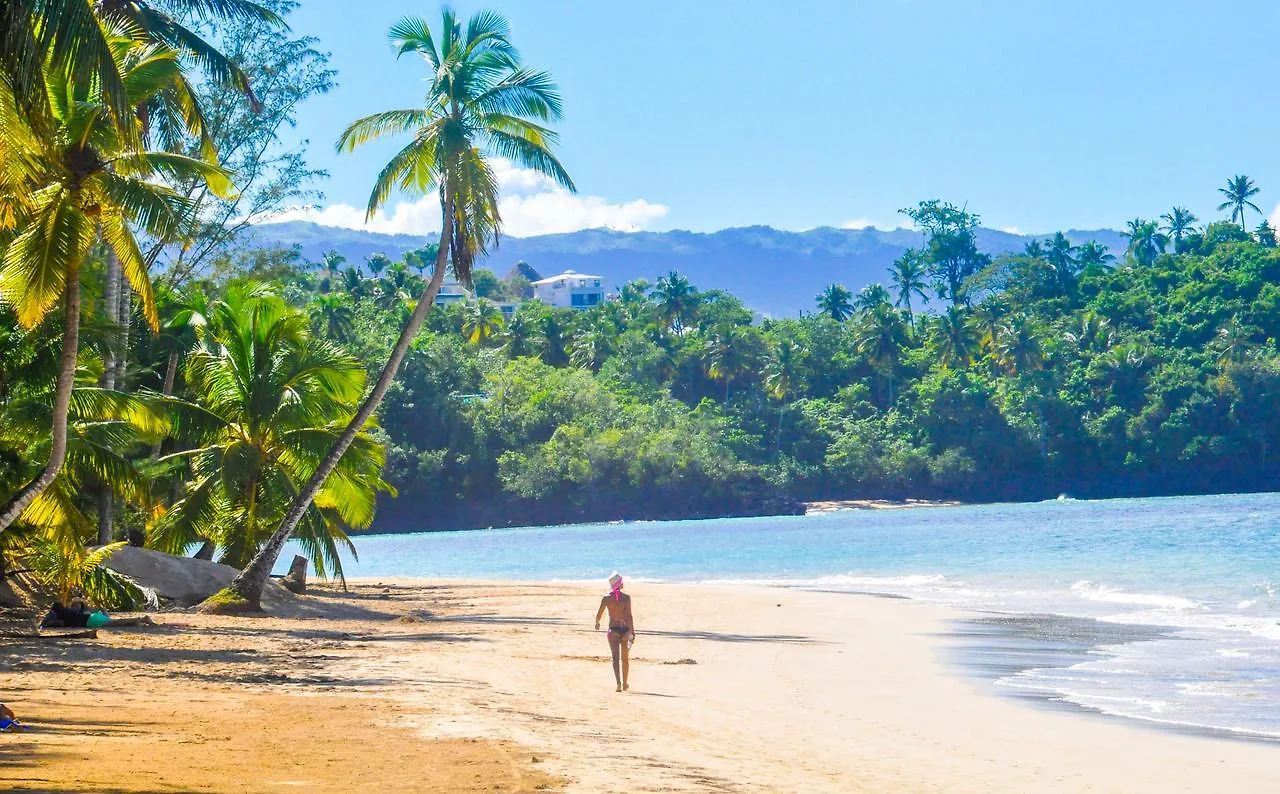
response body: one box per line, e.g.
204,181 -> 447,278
246,220 -> 1129,316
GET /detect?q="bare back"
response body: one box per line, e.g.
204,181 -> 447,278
600,592 -> 633,628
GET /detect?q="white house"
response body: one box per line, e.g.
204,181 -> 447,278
435,280 -> 471,306
530,270 -> 605,309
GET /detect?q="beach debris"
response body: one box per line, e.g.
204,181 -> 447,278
664,658 -> 698,665
279,555 -> 309,595
104,546 -> 294,609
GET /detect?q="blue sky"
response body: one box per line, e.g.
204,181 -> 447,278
274,0 -> 1280,237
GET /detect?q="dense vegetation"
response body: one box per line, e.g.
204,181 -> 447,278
3,1 -> 1279,610
226,190 -> 1280,530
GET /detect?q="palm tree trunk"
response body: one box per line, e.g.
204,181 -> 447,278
97,251 -> 121,545
0,264 -> 82,533
150,350 -> 180,458
223,196 -> 455,608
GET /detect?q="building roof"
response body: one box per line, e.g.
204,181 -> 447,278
531,269 -> 603,286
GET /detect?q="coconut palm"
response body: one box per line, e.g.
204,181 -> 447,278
0,33 -> 232,535
1123,219 -> 1168,266
0,0 -> 280,135
763,340 -> 801,448
991,314 -> 1043,375
569,319 -> 613,372
934,306 -> 977,369
224,8 -> 575,607
500,310 -> 542,359
816,284 -> 853,322
310,294 -> 355,343
1023,239 -> 1046,258
702,324 -> 753,404
652,271 -> 699,333
1044,232 -> 1078,292
461,299 -> 504,345
149,289 -> 390,579
1160,207 -> 1198,252
888,251 -> 929,331
854,283 -> 893,312
1217,175 -> 1262,231
855,304 -> 907,403
1076,241 -> 1115,271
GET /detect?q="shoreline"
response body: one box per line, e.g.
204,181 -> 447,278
4,579 -> 1277,792
802,497 -> 966,513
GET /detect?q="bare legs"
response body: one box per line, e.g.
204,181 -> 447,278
607,630 -> 631,691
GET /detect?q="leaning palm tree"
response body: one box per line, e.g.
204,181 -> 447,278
221,8 -> 574,608
150,289 -> 390,580
1160,207 -> 1198,252
816,284 -> 853,322
888,251 -> 929,332
1217,175 -> 1262,231
0,34 -> 232,535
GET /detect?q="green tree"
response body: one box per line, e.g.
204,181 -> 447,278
1123,218 -> 1168,266
0,34 -> 231,535
652,271 -> 700,333
151,288 -> 389,578
1076,241 -> 1115,271
854,303 -> 907,403
816,284 -> 853,322
1217,175 -> 1262,230
934,306 -> 978,369
227,8 -> 574,607
888,250 -> 929,331
702,324 -> 757,404
1160,207 -> 1198,253
310,293 -> 355,343
900,200 -> 989,307
462,299 -> 504,345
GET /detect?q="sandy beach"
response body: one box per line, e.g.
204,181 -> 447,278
3,580 -> 1278,792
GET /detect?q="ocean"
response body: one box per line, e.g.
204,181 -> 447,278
308,492 -> 1280,741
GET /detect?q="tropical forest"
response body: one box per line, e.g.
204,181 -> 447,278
2,0 -> 1280,613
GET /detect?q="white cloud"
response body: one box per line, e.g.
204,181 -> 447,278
1000,226 -> 1023,235
841,217 -> 914,232
1269,202 -> 1280,229
262,158 -> 669,238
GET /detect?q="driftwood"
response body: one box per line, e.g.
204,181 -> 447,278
279,555 -> 308,595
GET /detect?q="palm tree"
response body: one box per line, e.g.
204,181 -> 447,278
461,299 -> 504,345
150,289 -> 389,579
500,310 -> 542,359
570,319 -> 613,372
1023,239 -> 1046,258
702,325 -> 752,404
853,283 -> 893,312
1160,207 -> 1198,252
888,251 -> 929,332
1044,231 -> 1078,292
652,271 -> 699,334
1123,218 -> 1168,266
0,0 -> 279,136
1217,175 -> 1262,230
366,252 -> 392,278
1076,241 -> 1115,271
310,294 -> 356,343
854,304 -> 907,403
763,340 -> 801,449
224,8 -> 574,607
934,306 -> 977,369
0,35 -> 231,535
991,314 -> 1043,375
816,284 -> 853,322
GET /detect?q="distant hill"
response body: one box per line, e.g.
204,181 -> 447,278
246,221 -> 1129,316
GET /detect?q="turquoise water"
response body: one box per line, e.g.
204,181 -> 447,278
308,493 -> 1280,739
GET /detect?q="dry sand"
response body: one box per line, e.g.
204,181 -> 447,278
2,580 -> 1278,792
